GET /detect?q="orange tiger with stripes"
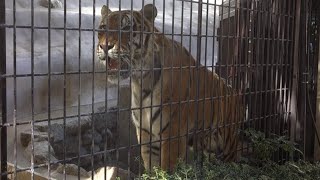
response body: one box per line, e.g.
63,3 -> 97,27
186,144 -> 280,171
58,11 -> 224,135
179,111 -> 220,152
96,4 -> 245,171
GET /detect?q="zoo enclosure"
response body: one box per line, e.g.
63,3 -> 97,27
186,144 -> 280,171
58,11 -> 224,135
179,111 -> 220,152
0,0 -> 320,179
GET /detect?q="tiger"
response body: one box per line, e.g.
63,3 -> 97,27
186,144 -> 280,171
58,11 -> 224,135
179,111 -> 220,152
96,4 -> 245,172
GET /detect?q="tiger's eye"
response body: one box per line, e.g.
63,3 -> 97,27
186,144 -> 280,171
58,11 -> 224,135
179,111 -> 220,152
99,24 -> 107,29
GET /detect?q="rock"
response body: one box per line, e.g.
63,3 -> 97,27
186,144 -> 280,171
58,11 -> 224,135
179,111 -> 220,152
78,144 -> 104,171
82,130 -> 93,146
93,108 -> 118,133
93,145 -> 100,153
51,137 -> 81,159
82,130 -> 102,145
49,123 -> 65,143
20,130 -> 50,147
80,146 -> 88,156
39,0 -> 63,8
91,166 -> 136,180
24,141 -> 57,165
55,163 -> 90,178
93,131 -> 102,144
35,117 -> 92,136
20,104 -> 120,172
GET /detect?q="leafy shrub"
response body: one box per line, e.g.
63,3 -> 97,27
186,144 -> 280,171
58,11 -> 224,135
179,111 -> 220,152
138,130 -> 318,180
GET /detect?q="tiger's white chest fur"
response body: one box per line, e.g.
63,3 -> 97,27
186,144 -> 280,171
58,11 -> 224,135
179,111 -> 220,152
131,78 -> 163,139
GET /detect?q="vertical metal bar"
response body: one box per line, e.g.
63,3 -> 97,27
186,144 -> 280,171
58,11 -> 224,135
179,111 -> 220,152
304,0 -> 312,160
292,0 -> 301,158
13,0 -> 17,178
230,1 -> 238,145
284,0 -> 294,160
31,0 -> 36,178
208,0 -> 217,161
238,0 -> 246,154
258,0 -> 267,141
104,0 -> 110,179
247,0 -> 253,131
159,0 -> 166,169
0,0 -> 7,176
216,0 -> 224,157
252,0 -> 260,131
63,0 -> 67,178
311,2 -> 320,153
186,0 -> 193,166
201,0 -> 209,165
274,0 -> 281,140
194,0 -> 202,165
177,0 -> 183,162
116,0 -> 121,177
276,0 -> 282,139
233,0 -> 241,156
77,0 -> 82,178
271,0 -> 278,140
169,0 -> 175,170
314,8 -> 320,160
262,0 -> 272,138
269,0 -> 275,138
235,0 -> 244,156
47,0 -> 52,179
148,0 -> 154,170
149,0 -> 156,169
139,0 -> 145,175
13,110 -> 17,180
302,0 -> 308,160
279,0 -> 286,138
269,1 -> 277,147
225,0 -> 232,156
180,0 -> 187,164
91,0 -> 96,178
128,0 -> 133,177
286,0 -> 292,140
278,0 -> 287,160
242,0 -> 251,154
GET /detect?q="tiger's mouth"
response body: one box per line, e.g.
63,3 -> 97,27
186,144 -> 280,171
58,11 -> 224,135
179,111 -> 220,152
100,55 -> 130,80
106,57 -> 119,70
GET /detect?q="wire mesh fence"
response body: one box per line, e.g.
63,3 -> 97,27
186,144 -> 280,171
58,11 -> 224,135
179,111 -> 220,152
0,0 -> 319,179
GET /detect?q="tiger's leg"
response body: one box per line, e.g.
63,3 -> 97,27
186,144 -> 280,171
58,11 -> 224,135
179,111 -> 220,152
203,127 -> 239,162
160,128 -> 187,172
135,127 -> 160,171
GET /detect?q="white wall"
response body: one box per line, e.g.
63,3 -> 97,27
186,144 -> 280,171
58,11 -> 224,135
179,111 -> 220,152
4,0 -> 221,121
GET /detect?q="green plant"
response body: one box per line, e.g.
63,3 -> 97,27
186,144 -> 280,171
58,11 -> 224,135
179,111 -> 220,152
139,158 -> 320,180
138,130 -> 317,180
243,129 -> 303,161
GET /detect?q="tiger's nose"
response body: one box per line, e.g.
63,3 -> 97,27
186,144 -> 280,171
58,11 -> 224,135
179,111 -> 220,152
100,44 -> 114,52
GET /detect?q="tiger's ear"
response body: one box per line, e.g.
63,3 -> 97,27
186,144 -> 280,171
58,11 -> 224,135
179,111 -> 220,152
101,5 -> 111,16
140,4 -> 157,22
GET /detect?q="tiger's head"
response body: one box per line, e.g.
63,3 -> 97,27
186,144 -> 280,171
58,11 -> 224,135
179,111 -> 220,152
97,4 -> 158,84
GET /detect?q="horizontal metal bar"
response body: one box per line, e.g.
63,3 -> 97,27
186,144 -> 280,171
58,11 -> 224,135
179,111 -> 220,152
2,64 -> 292,78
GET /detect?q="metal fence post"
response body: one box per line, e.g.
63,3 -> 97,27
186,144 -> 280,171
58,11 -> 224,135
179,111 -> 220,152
0,0 -> 7,179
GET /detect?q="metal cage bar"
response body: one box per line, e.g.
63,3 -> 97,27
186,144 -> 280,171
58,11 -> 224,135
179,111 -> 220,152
0,0 -> 7,178
0,0 -> 320,179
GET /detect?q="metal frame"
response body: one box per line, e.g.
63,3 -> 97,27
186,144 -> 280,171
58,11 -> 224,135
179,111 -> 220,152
0,0 -> 7,179
0,0 -> 320,179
